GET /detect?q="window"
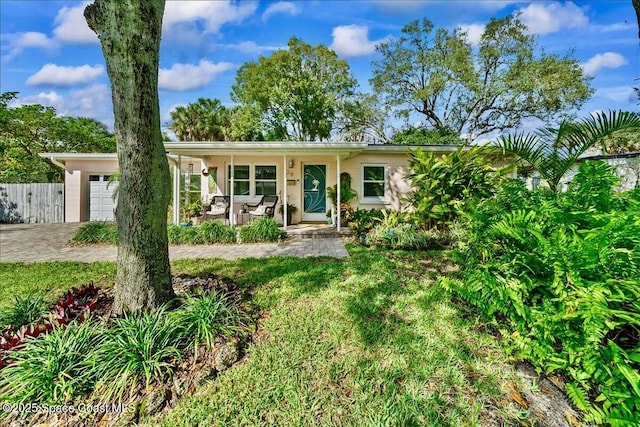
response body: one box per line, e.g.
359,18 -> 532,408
227,164 -> 277,197
255,165 -> 277,196
362,165 -> 387,202
227,165 -> 250,195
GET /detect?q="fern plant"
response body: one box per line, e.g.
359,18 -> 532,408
446,160 -> 640,424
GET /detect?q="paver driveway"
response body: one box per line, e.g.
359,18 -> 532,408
0,223 -> 349,263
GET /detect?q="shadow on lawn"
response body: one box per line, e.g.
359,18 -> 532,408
172,256 -> 345,308
343,247 -> 462,347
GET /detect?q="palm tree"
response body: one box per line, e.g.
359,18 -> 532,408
169,98 -> 231,141
494,111 -> 640,192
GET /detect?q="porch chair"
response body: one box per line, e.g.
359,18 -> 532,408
248,195 -> 279,219
204,196 -> 230,222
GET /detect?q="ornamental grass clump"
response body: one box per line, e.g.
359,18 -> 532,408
90,307 -> 183,401
198,221 -> 236,244
0,321 -> 103,405
71,222 -> 117,245
239,217 -> 283,243
172,291 -> 249,359
0,295 -> 48,329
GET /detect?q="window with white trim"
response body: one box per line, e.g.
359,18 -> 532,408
227,165 -> 250,196
361,164 -> 387,203
227,164 -> 277,197
255,165 -> 277,196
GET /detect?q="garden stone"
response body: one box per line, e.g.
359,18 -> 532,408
515,363 -> 585,427
139,388 -> 168,418
173,375 -> 191,397
112,403 -> 139,427
214,340 -> 239,372
194,366 -> 215,389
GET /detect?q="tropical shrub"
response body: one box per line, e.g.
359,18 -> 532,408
347,208 -> 384,235
443,161 -> 640,425
365,210 -> 446,249
366,223 -> 437,250
239,217 -> 282,243
494,110 -> 640,192
406,146 -> 505,229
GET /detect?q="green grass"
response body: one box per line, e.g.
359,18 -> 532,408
0,262 -> 116,312
162,247 -> 523,426
0,248 -> 523,425
0,321 -> 104,404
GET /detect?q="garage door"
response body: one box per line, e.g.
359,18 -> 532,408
89,175 -> 117,221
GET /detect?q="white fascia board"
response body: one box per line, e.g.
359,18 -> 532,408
163,141 -> 368,156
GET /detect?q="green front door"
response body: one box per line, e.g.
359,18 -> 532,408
303,164 -> 327,221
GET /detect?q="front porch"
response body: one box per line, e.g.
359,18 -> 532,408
165,142 -> 372,233
284,223 -> 352,238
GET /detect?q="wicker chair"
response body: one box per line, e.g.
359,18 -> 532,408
248,195 -> 278,219
204,196 -> 230,222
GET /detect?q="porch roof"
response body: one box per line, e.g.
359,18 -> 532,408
163,141 -> 368,157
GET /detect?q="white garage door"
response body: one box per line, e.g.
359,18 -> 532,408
89,174 -> 117,221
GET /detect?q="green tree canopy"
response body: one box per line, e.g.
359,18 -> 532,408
231,37 -> 358,141
371,16 -> 593,142
390,126 -> 464,145
0,91 -> 116,183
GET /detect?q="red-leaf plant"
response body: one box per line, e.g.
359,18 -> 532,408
0,283 -> 101,369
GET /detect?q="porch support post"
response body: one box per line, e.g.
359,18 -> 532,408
336,154 -> 341,232
229,154 -> 235,225
174,155 -> 181,225
283,154 -> 288,231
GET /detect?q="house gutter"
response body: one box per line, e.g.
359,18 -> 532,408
46,155 -> 67,170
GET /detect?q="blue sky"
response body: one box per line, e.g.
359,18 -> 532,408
1,0 -> 638,138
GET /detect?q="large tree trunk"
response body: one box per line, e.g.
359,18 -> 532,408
85,0 -> 174,314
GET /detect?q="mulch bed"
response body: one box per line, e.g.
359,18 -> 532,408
0,274 -> 255,427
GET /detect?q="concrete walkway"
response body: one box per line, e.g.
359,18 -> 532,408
0,223 -> 349,263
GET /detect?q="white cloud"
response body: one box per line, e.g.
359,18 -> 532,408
20,91 -> 65,109
581,52 -> 628,76
26,64 -> 104,87
53,2 -> 99,44
518,1 -> 588,35
378,0 -> 520,13
19,84 -> 113,126
595,22 -> 635,33
1,32 -> 57,62
222,41 -> 282,55
163,1 -> 257,33
12,32 -> 56,49
159,60 -> 234,91
262,2 -> 300,21
595,86 -> 636,103
329,25 -> 391,57
458,24 -> 485,46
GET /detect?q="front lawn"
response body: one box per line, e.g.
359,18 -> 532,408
165,247 -> 525,426
0,262 -> 116,313
0,248 -> 527,425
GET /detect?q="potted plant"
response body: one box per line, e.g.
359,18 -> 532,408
187,200 -> 203,225
278,203 -> 298,226
327,173 -> 357,226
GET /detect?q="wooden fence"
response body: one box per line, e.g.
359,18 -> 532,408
0,183 -> 64,223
